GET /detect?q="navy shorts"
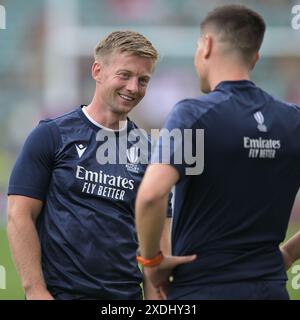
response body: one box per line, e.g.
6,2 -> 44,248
168,281 -> 289,300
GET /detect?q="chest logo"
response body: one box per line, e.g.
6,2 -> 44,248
126,146 -> 139,164
254,111 -> 267,132
126,146 -> 140,173
75,144 -> 87,158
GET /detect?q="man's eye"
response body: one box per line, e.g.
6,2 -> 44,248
119,73 -> 130,79
139,79 -> 149,86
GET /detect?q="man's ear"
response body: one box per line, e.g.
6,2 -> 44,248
203,35 -> 213,59
250,52 -> 260,70
92,61 -> 102,81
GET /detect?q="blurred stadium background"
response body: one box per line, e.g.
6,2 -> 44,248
0,0 -> 300,299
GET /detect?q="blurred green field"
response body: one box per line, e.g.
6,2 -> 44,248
0,224 -> 299,300
0,225 -> 23,299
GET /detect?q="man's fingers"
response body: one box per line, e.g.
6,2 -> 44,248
157,281 -> 169,300
167,254 -> 197,267
159,286 -> 167,300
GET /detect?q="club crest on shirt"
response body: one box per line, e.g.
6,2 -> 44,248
126,146 -> 139,164
254,111 -> 267,132
126,146 -> 140,173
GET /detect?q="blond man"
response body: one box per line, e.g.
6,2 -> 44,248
7,31 -> 171,300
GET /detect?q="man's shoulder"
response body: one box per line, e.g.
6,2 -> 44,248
40,107 -> 81,127
28,107 -> 84,150
270,94 -> 300,114
172,91 -> 227,118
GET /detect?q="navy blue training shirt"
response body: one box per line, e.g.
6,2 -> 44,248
155,80 -> 300,289
8,106 -> 171,299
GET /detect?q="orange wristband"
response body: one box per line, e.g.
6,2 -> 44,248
136,252 -> 163,267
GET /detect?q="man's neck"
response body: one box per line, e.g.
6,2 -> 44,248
210,74 -> 250,92
208,61 -> 251,92
84,102 -> 127,131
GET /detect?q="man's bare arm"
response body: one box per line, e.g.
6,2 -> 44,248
136,164 -> 196,298
7,195 -> 54,300
143,217 -> 172,300
136,164 -> 178,259
160,217 -> 172,256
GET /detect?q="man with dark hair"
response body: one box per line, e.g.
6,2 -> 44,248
201,4 -> 265,62
136,5 -> 300,300
7,30 -> 174,300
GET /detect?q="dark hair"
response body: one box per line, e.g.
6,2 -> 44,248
201,5 -> 266,63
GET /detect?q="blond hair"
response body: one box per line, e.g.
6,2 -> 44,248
94,30 -> 158,62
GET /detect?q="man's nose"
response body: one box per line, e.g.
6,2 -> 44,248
126,78 -> 139,93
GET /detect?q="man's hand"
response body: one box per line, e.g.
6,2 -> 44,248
143,275 -> 165,300
143,254 -> 197,300
25,285 -> 54,300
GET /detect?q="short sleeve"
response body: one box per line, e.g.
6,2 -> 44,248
8,121 -> 60,201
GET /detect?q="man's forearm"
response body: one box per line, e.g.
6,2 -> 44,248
136,164 -> 179,260
160,218 -> 172,255
7,214 -> 47,295
136,194 -> 169,259
281,230 -> 300,267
